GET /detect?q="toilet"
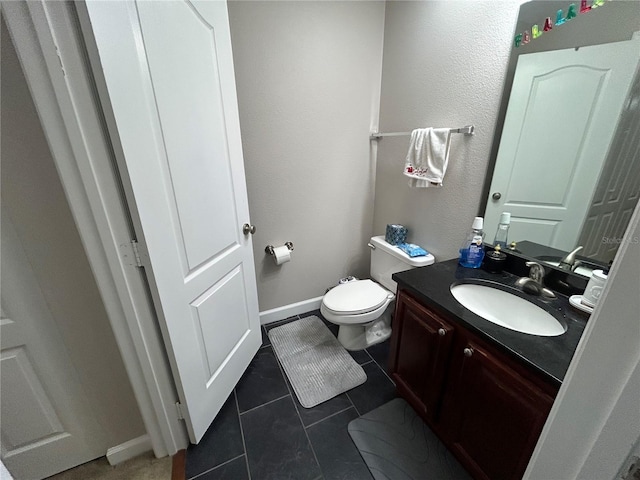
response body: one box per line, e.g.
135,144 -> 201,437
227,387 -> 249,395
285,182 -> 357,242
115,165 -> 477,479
321,235 -> 435,351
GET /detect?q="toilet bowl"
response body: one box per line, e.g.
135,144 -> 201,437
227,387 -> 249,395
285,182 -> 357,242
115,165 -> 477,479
321,236 -> 434,351
321,279 -> 395,350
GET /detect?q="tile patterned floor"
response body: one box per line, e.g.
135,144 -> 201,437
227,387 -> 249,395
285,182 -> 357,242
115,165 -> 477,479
185,310 -> 396,480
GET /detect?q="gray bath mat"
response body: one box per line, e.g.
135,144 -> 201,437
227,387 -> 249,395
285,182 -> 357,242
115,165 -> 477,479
268,316 -> 366,408
348,398 -> 471,480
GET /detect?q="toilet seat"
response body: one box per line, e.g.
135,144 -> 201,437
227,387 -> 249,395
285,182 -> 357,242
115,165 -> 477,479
322,279 -> 393,315
321,279 -> 395,325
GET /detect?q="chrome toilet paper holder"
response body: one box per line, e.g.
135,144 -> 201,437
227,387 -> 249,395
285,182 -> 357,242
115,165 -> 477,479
265,242 -> 294,256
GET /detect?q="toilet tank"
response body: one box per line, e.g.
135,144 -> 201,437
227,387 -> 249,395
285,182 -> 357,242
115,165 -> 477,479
369,236 -> 435,292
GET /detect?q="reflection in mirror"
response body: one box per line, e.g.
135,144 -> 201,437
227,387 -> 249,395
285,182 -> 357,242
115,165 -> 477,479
482,1 -> 640,273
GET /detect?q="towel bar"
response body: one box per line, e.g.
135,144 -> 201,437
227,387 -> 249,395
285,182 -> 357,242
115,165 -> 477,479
370,125 -> 474,140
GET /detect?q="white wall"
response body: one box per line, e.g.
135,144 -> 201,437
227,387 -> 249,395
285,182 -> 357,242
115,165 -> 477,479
228,1 -> 385,312
373,1 -> 520,261
1,22 -> 146,447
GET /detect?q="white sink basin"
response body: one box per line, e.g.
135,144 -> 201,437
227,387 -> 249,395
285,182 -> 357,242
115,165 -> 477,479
450,283 -> 566,336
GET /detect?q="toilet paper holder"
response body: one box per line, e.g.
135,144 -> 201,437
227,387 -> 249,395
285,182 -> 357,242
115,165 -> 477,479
265,242 -> 294,256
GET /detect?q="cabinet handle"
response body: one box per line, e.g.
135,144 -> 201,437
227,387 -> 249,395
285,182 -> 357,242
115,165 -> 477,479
463,347 -> 474,357
438,328 -> 446,336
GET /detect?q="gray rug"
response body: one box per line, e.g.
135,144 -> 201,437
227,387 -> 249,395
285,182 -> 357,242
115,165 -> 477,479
348,398 -> 471,480
268,316 -> 366,408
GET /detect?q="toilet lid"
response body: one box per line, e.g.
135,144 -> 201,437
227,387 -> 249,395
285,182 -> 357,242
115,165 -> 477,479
323,280 -> 392,315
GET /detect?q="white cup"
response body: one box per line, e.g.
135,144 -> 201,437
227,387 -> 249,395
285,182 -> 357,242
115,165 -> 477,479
581,270 -> 607,307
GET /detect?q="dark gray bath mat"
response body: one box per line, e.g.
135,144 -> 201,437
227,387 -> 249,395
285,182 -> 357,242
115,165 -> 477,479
268,316 -> 366,408
348,398 -> 471,480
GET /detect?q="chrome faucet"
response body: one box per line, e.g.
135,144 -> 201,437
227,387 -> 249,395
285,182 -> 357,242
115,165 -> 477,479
558,246 -> 583,271
516,261 -> 556,298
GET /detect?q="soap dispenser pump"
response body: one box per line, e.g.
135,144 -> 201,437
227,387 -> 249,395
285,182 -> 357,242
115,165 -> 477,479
459,216 -> 485,268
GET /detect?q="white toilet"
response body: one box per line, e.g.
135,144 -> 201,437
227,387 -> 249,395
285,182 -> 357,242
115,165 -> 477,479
321,235 -> 434,351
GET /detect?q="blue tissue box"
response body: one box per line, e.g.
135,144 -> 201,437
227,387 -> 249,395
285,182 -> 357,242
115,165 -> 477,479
385,224 -> 407,245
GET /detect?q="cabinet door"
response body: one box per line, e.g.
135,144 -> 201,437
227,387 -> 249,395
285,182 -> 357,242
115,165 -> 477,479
389,291 -> 454,421
443,337 -> 555,480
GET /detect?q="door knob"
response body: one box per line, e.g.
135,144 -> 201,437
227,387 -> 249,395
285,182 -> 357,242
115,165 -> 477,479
463,347 -> 474,357
492,192 -> 502,200
438,328 -> 446,336
242,223 -> 256,235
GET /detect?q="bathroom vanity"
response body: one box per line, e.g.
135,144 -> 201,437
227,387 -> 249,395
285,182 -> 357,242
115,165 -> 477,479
390,259 -> 588,480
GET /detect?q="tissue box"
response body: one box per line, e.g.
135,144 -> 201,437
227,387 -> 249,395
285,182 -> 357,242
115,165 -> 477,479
385,224 -> 407,245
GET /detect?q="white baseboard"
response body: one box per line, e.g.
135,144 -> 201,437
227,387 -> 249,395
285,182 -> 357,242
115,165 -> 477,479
106,434 -> 152,465
260,296 -> 323,325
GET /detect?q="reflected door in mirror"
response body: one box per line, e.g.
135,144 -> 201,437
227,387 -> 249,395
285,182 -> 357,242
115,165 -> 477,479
485,38 -> 639,251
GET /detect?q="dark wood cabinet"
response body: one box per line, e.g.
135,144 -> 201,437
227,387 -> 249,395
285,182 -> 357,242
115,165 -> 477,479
389,292 -> 454,421
441,335 -> 556,480
390,289 -> 558,480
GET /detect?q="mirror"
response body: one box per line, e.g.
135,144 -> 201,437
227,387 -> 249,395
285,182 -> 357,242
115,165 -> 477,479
481,1 -> 640,275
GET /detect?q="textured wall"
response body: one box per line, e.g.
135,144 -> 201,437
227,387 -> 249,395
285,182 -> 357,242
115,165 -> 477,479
1,23 -> 146,446
515,1 -> 639,54
373,1 -> 521,261
228,1 -> 385,311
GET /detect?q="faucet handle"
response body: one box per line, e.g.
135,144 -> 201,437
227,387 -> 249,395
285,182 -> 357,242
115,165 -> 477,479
559,245 -> 584,270
525,261 -> 545,284
515,262 -> 556,298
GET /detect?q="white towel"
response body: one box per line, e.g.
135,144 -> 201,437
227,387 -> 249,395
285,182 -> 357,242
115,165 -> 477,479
403,127 -> 452,188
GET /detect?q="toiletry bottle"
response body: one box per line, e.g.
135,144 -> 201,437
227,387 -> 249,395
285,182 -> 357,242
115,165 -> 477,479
459,217 -> 485,268
493,212 -> 511,248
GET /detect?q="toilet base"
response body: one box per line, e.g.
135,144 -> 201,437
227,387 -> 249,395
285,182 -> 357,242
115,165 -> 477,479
336,311 -> 392,351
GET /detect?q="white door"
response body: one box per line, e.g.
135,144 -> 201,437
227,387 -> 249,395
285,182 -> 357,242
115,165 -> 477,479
485,39 -> 639,251
0,213 -> 107,479
578,73 -> 640,262
84,0 -> 261,443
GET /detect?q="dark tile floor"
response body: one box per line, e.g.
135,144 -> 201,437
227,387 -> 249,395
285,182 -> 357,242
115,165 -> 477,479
185,310 -> 396,480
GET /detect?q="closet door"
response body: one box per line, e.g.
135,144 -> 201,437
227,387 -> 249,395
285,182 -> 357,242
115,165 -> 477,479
0,214 -> 107,479
85,0 -> 261,443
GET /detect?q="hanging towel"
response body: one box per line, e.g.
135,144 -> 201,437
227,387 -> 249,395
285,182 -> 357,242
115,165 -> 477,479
403,127 -> 453,188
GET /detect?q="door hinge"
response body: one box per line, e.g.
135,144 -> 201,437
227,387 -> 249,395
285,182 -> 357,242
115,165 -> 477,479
176,402 -> 186,421
131,240 -> 144,268
120,239 -> 146,268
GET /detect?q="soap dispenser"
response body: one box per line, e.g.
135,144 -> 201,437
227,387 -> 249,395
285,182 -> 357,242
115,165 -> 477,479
493,212 -> 511,248
459,216 -> 485,268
